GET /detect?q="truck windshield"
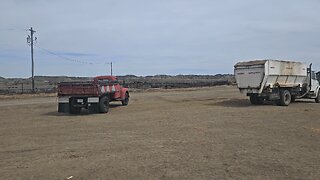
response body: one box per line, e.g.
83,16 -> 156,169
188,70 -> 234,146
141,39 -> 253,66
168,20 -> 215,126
98,79 -> 110,84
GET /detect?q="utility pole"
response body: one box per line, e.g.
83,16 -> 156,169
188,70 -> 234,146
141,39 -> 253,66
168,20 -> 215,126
110,62 -> 113,76
27,27 -> 36,93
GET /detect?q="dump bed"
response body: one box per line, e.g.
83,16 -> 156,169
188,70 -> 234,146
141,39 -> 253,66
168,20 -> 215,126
234,60 -> 308,93
58,81 -> 98,96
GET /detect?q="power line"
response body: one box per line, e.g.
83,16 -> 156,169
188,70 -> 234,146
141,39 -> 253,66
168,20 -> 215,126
35,44 -> 94,65
0,27 -> 28,32
34,45 -> 114,75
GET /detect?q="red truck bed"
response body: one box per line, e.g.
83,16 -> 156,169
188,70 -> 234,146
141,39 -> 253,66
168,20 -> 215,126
58,81 -> 98,96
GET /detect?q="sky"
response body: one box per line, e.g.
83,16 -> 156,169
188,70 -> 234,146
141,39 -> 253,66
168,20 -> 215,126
1,0 -> 320,77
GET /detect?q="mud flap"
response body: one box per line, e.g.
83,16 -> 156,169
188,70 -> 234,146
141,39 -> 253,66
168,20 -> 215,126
88,103 -> 99,113
58,103 -> 70,113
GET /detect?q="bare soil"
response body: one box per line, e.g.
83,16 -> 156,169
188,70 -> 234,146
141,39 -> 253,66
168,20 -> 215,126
0,86 -> 319,179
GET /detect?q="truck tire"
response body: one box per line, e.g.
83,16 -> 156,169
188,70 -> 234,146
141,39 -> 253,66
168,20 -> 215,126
277,89 -> 291,106
121,92 -> 129,106
315,91 -> 320,103
249,95 -> 257,104
69,105 -> 81,114
249,95 -> 263,105
99,96 -> 109,113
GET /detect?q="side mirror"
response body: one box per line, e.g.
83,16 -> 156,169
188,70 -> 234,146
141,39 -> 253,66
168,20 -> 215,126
316,72 -> 320,81
311,71 -> 316,80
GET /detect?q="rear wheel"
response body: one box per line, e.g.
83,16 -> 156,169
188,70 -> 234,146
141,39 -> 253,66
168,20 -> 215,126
249,95 -> 257,104
315,91 -> 320,103
277,89 -> 291,106
99,96 -> 109,113
249,95 -> 263,105
122,92 -> 129,106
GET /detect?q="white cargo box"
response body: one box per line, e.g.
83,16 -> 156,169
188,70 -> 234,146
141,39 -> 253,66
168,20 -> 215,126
234,60 -> 308,94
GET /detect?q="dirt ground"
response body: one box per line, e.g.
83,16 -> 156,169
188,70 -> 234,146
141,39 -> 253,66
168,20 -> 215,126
0,86 -> 319,179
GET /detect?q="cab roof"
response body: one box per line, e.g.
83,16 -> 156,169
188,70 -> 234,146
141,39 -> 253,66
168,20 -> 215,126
94,76 -> 117,81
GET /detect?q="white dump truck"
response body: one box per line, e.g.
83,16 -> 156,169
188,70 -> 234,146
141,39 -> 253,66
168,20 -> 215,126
234,60 -> 320,106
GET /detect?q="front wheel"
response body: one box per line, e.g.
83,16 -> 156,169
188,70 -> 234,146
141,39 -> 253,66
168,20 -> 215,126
99,96 -> 109,113
122,92 -> 129,106
315,91 -> 320,103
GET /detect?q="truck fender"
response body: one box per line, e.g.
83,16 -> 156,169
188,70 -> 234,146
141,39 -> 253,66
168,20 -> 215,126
120,89 -> 129,99
316,87 -> 320,98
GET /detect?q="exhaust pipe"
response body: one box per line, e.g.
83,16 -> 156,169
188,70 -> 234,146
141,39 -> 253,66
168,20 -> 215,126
309,63 -> 312,90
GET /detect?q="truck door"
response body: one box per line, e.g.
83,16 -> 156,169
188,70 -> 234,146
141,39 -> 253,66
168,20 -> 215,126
113,82 -> 121,99
311,71 -> 319,92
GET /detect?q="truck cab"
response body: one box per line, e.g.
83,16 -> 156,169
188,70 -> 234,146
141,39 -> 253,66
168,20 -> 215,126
94,76 -> 123,100
308,70 -> 320,98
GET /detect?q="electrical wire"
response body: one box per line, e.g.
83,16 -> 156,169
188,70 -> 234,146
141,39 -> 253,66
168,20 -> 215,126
34,44 -> 99,65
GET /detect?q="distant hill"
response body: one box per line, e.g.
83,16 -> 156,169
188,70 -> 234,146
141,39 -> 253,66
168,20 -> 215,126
0,77 -> 6,85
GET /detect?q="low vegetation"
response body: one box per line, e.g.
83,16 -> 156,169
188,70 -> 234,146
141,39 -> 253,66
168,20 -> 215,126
0,74 -> 235,94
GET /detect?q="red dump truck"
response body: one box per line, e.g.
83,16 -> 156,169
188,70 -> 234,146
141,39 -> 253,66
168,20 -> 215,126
57,76 -> 129,114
